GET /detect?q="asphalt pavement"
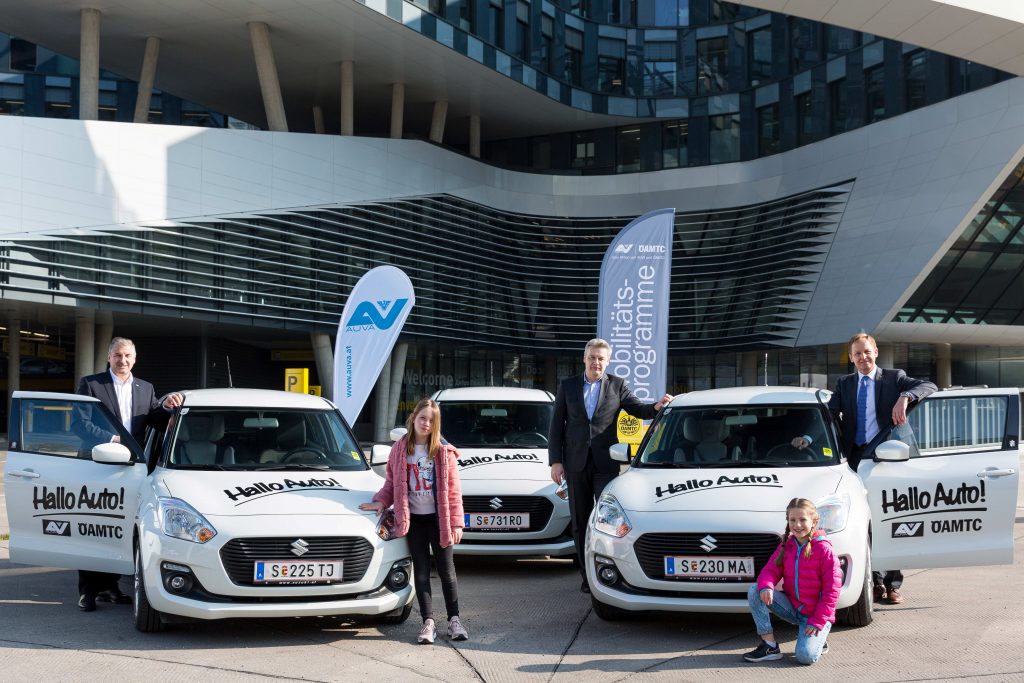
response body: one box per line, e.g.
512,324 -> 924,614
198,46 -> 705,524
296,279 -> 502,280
1,450 -> 1022,682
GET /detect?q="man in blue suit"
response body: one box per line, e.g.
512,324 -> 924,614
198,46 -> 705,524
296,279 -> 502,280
828,332 -> 936,605
75,336 -> 183,612
548,338 -> 673,594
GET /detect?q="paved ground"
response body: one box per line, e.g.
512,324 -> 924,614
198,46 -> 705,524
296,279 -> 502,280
1,451 -> 1022,682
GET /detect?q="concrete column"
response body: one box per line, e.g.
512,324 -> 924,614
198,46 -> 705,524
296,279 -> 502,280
310,332 -> 334,401
312,105 -> 325,134
248,21 -> 289,132
340,61 -> 354,136
75,309 -> 96,381
544,355 -> 557,393
93,310 -> 113,372
132,36 -> 160,123
469,114 -> 481,158
877,343 -> 894,370
79,8 -> 101,121
373,357 -> 393,442
390,83 -> 405,139
7,314 -> 20,418
934,343 -> 952,388
387,342 -> 409,428
429,100 -> 448,143
741,351 -> 759,386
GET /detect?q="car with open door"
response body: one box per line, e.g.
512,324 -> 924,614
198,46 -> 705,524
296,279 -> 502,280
584,386 -> 1020,626
4,389 -> 414,631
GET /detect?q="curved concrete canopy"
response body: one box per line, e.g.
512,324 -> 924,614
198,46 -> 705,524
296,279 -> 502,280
732,0 -> 1024,76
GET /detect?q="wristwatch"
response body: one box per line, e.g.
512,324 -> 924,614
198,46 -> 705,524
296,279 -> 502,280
899,392 -> 915,401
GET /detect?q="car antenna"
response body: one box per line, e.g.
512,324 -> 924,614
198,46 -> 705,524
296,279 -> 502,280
763,352 -> 768,386
226,355 -> 234,388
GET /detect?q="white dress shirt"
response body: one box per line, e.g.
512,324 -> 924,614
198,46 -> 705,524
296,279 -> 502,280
110,369 -> 133,429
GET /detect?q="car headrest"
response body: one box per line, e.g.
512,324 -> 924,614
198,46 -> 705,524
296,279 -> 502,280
179,414 -> 225,442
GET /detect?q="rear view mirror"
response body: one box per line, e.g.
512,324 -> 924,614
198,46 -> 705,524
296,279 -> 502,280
92,442 -> 132,464
243,417 -> 279,429
481,408 -> 508,417
724,415 -> 758,426
610,442 -> 631,463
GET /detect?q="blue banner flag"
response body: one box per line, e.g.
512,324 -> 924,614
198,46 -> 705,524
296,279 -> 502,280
597,208 -> 675,401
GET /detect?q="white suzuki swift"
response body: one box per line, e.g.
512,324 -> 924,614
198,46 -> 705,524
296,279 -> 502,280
4,389 -> 414,631
586,386 -> 1020,626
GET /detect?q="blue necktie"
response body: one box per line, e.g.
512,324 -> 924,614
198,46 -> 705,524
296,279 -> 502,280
855,376 -> 869,446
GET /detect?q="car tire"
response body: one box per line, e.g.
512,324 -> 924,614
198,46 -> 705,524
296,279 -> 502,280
375,602 -> 413,625
837,546 -> 873,628
133,543 -> 166,632
590,595 -> 628,621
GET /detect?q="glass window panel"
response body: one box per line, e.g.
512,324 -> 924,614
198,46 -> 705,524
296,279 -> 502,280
697,37 -> 729,94
830,78 -> 848,134
709,113 -> 740,163
962,252 -> 1024,308
643,60 -> 677,96
905,50 -> 927,111
826,26 -> 857,59
907,396 -> 1006,454
977,211 -> 1022,244
929,250 -> 992,307
791,18 -> 821,71
865,65 -> 885,123
758,103 -> 779,156
796,91 -> 821,145
662,119 -> 688,168
598,55 -> 625,93
749,28 -> 772,86
616,126 -> 641,172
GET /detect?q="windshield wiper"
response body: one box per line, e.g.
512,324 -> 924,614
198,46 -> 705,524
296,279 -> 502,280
259,464 -> 331,471
171,464 -> 231,470
638,462 -> 702,468
711,460 -> 782,467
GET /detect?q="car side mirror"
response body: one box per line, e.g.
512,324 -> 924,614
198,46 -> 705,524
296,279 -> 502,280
610,442 -> 631,463
874,440 -> 911,462
389,427 -> 408,442
370,444 -> 392,466
92,442 -> 133,464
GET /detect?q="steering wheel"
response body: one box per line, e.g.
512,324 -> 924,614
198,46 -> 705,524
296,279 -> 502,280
764,443 -> 813,461
505,431 -> 548,446
283,447 -> 329,464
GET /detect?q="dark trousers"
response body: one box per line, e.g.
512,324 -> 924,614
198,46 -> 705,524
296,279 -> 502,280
566,456 -> 618,581
407,513 -> 459,621
873,570 -> 904,590
78,570 -> 120,597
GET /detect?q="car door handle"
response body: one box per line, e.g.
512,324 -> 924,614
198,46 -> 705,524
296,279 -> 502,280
7,469 -> 41,479
976,467 -> 1016,479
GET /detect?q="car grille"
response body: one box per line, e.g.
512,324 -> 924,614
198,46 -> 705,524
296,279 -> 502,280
220,536 -> 374,586
462,495 -> 553,532
633,532 -> 781,582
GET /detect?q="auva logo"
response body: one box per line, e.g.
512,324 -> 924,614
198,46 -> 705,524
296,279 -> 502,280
614,244 -> 634,254
345,298 -> 409,331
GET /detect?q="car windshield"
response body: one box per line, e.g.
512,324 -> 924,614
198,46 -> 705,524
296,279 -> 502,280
635,404 -> 836,467
438,401 -> 553,448
167,407 -> 366,471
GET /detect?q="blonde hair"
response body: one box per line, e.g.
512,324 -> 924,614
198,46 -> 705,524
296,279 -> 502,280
848,332 -> 877,352
775,497 -> 819,566
405,398 -> 442,461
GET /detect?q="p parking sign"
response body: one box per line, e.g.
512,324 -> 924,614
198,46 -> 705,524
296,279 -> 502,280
285,368 -> 309,393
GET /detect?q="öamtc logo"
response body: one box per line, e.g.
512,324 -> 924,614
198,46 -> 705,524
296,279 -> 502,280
891,521 -> 924,538
613,243 -> 633,254
42,519 -> 71,536
344,298 -> 409,331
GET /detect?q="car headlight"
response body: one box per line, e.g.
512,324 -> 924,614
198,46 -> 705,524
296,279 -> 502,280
594,493 -> 632,538
158,497 -> 217,544
815,492 -> 851,534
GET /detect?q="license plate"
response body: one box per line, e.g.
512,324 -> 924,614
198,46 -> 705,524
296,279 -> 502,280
464,513 -> 530,529
253,560 -> 343,584
663,556 -> 754,578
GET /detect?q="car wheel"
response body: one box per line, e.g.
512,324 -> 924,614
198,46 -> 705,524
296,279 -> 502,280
133,543 -> 166,632
837,546 -> 873,628
374,602 -> 413,625
590,595 -> 628,621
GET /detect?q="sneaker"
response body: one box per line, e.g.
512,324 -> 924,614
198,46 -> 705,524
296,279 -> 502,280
886,587 -> 905,604
416,618 -> 436,644
743,641 -> 782,662
447,616 -> 468,641
820,641 -> 829,655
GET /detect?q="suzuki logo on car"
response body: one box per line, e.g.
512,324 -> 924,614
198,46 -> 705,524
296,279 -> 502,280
489,497 -> 503,510
290,539 -> 310,557
700,535 -> 718,552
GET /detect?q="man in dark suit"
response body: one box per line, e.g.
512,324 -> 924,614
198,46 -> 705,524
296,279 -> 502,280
548,338 -> 672,593
827,332 -> 936,605
75,336 -> 183,612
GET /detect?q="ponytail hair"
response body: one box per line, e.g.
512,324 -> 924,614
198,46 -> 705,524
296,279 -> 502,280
774,497 -> 820,566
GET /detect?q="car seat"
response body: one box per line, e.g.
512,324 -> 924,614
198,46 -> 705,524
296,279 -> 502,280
259,417 -> 307,463
176,415 -> 233,465
683,416 -> 727,462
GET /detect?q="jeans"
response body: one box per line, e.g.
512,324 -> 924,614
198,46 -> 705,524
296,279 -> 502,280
747,585 -> 831,665
407,513 -> 459,621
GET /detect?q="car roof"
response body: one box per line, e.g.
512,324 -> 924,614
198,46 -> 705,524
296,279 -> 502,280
432,386 -> 554,402
668,386 -> 829,408
180,388 -> 337,409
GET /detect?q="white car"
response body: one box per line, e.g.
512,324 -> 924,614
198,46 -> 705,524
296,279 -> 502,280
4,389 -> 414,631
374,387 -> 573,557
586,386 -> 1020,625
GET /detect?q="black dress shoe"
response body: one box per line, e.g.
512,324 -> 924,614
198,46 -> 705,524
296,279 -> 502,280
97,588 -> 133,605
580,580 -> 591,594
78,593 -> 97,612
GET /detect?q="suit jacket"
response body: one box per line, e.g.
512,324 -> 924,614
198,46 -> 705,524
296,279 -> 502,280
827,367 -> 936,465
77,371 -> 169,446
548,374 -> 657,474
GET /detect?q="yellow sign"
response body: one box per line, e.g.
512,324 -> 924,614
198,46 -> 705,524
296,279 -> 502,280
2,338 -> 36,355
616,411 -> 648,454
285,368 -> 309,393
308,385 -> 322,396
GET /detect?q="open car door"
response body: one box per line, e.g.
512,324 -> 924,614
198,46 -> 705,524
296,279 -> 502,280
861,388 -> 1020,570
4,391 -> 144,573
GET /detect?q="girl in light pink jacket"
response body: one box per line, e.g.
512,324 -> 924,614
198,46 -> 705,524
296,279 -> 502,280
360,398 -> 467,645
743,497 -> 841,665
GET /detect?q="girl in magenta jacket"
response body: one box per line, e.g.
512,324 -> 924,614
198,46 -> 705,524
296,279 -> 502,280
743,497 -> 841,665
360,398 -> 467,645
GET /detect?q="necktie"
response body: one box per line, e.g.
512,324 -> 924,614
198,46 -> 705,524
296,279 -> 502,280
855,376 -> 869,446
